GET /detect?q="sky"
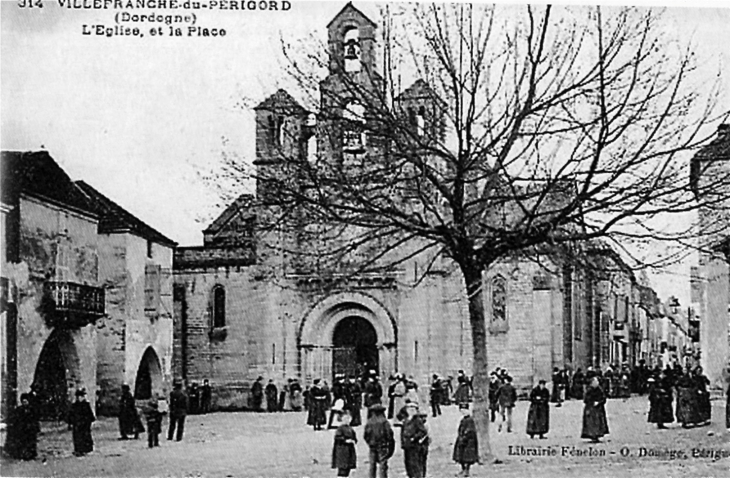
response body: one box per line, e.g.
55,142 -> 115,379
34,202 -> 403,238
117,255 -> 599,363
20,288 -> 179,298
2,0 -> 730,305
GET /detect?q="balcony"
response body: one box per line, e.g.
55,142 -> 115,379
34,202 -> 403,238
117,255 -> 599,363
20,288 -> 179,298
43,281 -> 105,328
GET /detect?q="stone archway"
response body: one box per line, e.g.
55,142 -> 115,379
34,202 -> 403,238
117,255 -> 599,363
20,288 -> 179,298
298,292 -> 397,383
32,328 -> 81,420
134,347 -> 163,400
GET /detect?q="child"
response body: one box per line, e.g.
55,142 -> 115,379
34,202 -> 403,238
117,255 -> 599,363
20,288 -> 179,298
332,410 -> 357,477
145,398 -> 165,448
453,404 -> 478,477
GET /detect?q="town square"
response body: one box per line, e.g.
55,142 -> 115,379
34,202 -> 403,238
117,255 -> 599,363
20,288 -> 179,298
2,1 -> 730,477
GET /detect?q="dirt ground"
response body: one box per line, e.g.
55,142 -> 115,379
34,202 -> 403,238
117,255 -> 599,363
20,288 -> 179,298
1,395 -> 728,478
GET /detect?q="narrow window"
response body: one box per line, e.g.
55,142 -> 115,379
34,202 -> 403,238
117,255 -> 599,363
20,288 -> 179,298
213,286 -> 225,328
416,106 -> 426,136
343,102 -> 365,153
147,240 -> 153,259
490,275 -> 508,333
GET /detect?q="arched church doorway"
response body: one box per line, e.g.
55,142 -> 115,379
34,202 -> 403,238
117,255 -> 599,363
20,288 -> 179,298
134,347 -> 163,400
332,316 -> 378,379
298,292 -> 398,383
32,329 -> 80,421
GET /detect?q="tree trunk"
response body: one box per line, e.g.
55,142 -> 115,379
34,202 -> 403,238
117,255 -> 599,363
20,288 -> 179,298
462,264 -> 494,463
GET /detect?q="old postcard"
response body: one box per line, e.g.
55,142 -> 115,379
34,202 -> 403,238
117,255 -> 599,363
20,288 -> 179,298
1,1 -> 729,477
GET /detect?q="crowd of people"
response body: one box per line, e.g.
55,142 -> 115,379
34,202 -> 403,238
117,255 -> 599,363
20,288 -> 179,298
3,362 -> 729,477
320,369 -> 479,478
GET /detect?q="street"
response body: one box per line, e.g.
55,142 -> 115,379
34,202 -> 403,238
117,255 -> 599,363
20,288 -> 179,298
1,396 -> 728,478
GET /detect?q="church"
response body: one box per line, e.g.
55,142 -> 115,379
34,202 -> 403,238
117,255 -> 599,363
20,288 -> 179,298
172,3 -> 631,409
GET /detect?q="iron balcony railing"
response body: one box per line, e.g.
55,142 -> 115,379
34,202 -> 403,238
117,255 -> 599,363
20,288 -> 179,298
44,281 -> 105,327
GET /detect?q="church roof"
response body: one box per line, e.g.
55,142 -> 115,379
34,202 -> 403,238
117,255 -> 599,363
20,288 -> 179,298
75,181 -> 177,247
203,193 -> 255,235
1,150 -> 96,217
693,124 -> 730,161
253,89 -> 308,114
326,2 -> 377,29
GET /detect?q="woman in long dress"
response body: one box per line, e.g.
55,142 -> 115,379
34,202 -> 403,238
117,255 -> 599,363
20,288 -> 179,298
68,389 -> 96,456
452,405 -> 479,477
581,376 -> 609,443
526,380 -> 550,439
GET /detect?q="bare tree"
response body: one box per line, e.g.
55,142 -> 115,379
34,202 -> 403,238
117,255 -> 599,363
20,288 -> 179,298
212,3 -> 728,461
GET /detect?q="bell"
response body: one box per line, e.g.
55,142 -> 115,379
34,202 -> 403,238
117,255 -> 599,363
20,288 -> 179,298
344,41 -> 359,60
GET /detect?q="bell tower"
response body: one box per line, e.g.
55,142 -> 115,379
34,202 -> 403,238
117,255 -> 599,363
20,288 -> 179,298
326,2 -> 378,77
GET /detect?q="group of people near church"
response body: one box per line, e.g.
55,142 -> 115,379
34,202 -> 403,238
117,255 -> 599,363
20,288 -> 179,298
323,369 -> 479,478
248,376 -> 304,413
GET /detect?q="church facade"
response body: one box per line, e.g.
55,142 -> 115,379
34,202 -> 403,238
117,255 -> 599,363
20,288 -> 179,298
172,3 -> 640,409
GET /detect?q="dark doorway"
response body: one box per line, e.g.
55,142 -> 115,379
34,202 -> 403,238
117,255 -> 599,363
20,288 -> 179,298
332,316 -> 378,380
134,347 -> 162,400
32,330 -> 77,421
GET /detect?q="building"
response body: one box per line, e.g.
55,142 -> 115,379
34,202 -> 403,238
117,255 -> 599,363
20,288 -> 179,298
1,151 -> 175,420
690,123 -> 730,389
172,3 -> 650,409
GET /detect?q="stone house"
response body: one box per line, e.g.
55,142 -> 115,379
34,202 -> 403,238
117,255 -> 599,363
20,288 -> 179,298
690,123 -> 730,389
1,151 -> 175,420
172,3 -> 626,410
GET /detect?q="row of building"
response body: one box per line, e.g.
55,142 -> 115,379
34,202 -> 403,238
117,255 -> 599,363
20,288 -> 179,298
1,3 -> 727,420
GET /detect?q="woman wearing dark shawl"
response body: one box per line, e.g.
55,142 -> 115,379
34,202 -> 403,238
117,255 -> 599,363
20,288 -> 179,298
692,367 -> 712,425
307,379 -> 329,431
527,380 -> 550,439
4,393 -> 41,460
581,376 -> 609,443
675,370 -> 697,427
68,389 -> 96,456
452,404 -> 479,477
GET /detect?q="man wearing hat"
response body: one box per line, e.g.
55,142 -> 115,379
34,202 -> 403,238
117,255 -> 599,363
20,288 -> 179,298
364,404 -> 394,478
168,380 -> 188,441
400,402 -> 429,478
68,388 -> 95,456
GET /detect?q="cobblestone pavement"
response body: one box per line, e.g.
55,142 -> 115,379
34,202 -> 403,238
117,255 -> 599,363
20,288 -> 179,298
1,396 -> 728,478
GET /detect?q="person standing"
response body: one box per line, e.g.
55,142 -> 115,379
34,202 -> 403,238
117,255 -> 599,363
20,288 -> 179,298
346,376 -> 363,427
364,404 -> 395,478
167,380 -> 188,441
332,410 -> 357,477
452,404 -> 478,477
675,370 -> 696,428
290,379 -> 304,411
68,389 -> 95,456
581,376 -> 609,443
429,375 -> 442,418
145,398 -> 164,448
571,369 -> 585,400
692,366 -> 712,426
118,384 -> 143,440
550,368 -> 563,407
4,393 -> 40,460
265,379 -> 278,413
488,373 -> 501,423
527,380 -> 550,439
454,375 -> 471,409
390,375 -> 406,422
364,372 -> 383,409
307,379 -> 328,431
386,375 -> 398,419
400,403 -> 429,478
497,375 -> 517,433
250,376 -> 264,412
200,379 -> 212,414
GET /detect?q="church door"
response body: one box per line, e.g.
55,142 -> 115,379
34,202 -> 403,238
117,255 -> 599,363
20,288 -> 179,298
332,316 -> 378,380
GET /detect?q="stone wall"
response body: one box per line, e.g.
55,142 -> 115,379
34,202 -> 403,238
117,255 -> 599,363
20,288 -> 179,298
15,195 -> 100,410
